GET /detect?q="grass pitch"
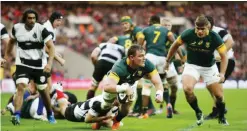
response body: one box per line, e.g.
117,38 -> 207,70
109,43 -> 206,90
1,89 -> 247,131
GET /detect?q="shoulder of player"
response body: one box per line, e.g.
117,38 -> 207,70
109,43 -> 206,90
209,30 -> 222,38
112,59 -> 127,72
144,59 -> 154,67
212,26 -> 225,32
13,23 -> 24,28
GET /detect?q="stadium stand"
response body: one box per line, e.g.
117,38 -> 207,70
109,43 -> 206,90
1,1 -> 246,80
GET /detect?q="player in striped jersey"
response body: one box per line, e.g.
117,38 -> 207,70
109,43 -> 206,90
0,23 -> 10,66
86,42 -> 125,100
55,87 -> 119,130
3,9 -> 56,125
205,16 -> 235,120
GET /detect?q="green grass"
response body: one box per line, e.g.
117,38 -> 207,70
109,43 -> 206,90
1,89 -> 247,131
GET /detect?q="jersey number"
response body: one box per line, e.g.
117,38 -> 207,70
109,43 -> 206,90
125,40 -> 132,49
153,31 -> 161,44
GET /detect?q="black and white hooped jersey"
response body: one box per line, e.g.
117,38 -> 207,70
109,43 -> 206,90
1,23 -> 9,40
43,20 -> 56,42
98,43 -> 125,64
11,23 -> 52,69
72,95 -> 118,120
212,26 -> 234,59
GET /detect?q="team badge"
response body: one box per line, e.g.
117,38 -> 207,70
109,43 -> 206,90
198,40 -> 203,45
33,33 -> 37,38
40,76 -> 45,83
206,42 -> 210,48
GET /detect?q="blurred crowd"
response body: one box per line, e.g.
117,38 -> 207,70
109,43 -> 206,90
1,1 -> 247,79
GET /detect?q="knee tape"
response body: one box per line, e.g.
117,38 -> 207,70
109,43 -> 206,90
92,78 -> 99,87
16,78 -> 29,85
36,84 -> 48,90
142,87 -> 151,96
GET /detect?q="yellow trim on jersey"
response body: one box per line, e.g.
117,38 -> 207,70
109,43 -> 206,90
153,24 -> 161,26
217,44 -> 227,54
113,36 -> 118,41
148,69 -> 158,77
126,58 -> 130,65
108,72 -> 120,83
136,32 -> 145,39
167,31 -> 173,37
176,36 -> 184,45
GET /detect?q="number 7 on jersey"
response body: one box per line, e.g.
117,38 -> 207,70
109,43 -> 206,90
153,31 -> 160,44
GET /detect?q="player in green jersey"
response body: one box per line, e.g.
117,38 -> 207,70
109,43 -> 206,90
137,15 -> 176,118
165,15 -> 229,126
155,18 -> 181,115
101,44 -> 164,130
113,16 -> 156,117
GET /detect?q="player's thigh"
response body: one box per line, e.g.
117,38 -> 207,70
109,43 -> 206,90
156,56 -> 167,74
145,53 -> 158,67
15,65 -> 31,86
166,62 -> 178,78
32,69 -> 48,90
93,60 -> 113,82
182,63 -> 200,82
200,64 -> 220,86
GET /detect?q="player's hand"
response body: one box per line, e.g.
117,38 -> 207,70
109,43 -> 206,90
155,90 -> 163,103
218,73 -> 225,83
44,64 -> 52,73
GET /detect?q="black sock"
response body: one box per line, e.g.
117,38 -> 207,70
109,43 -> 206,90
216,101 -> 225,118
116,111 -> 126,122
163,88 -> 170,104
133,88 -> 142,112
211,106 -> 218,115
148,97 -> 155,110
170,96 -> 176,110
86,90 -> 95,100
188,97 -> 202,114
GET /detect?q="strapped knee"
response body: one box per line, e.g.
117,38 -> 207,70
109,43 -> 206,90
36,84 -> 47,90
91,78 -> 99,87
142,87 -> 151,96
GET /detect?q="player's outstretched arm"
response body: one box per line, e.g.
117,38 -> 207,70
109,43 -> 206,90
148,69 -> 164,103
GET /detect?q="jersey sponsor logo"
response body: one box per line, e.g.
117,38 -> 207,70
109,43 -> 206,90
18,74 -> 26,77
190,41 -> 196,46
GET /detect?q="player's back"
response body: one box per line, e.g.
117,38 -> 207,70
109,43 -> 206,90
143,24 -> 169,56
98,43 -> 125,64
115,35 -> 132,55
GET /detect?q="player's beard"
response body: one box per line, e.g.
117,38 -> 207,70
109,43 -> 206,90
25,23 -> 35,30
